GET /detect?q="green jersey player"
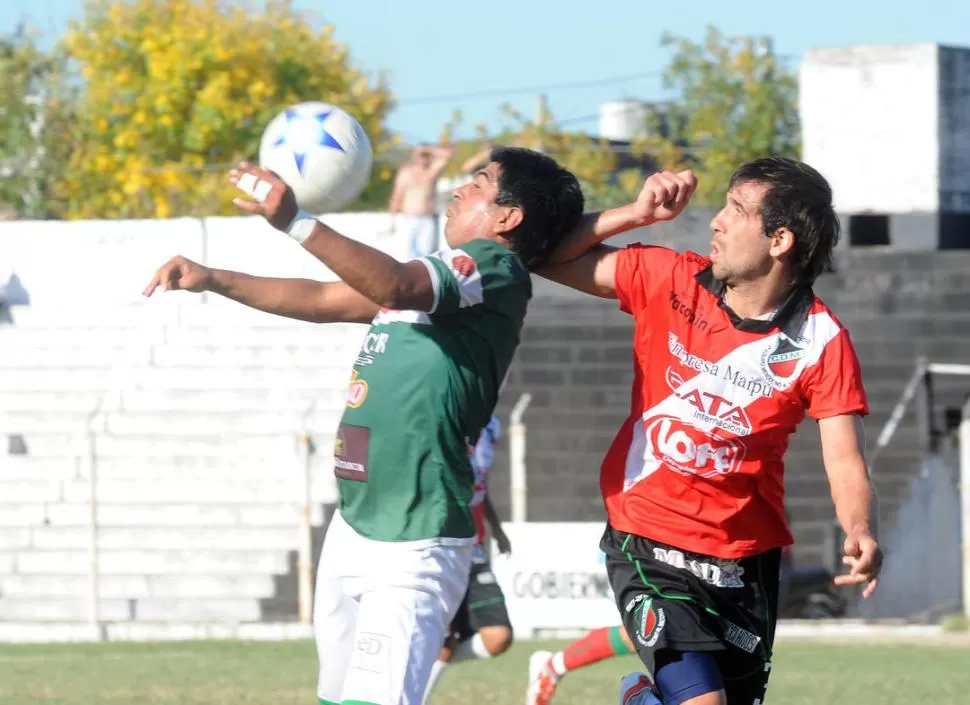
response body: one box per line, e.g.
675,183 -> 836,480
144,147 -> 649,705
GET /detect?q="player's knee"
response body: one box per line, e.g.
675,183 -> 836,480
479,625 -> 513,656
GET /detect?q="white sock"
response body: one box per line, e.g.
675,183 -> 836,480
550,651 -> 567,676
420,659 -> 449,705
450,633 -> 492,663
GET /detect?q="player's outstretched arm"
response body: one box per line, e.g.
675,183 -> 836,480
818,414 -> 883,599
537,245 -> 621,299
548,169 -> 697,265
229,162 -> 436,312
143,255 -> 380,324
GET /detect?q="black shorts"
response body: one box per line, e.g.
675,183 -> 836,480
601,524 -> 780,705
450,546 -> 511,642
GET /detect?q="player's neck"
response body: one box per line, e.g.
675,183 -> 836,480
723,277 -> 792,322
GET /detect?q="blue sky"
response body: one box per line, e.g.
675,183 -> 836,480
3,0 -> 969,143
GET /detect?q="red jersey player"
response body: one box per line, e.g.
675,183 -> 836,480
540,158 -> 882,705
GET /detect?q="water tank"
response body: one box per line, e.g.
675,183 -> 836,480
598,100 -> 647,142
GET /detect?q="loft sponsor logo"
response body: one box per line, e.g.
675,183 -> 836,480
669,291 -> 709,331
644,414 -> 746,478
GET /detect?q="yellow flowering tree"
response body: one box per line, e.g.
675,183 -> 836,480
57,0 -> 395,219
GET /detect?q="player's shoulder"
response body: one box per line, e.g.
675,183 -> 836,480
457,239 -> 529,277
803,295 -> 855,344
618,245 -> 710,282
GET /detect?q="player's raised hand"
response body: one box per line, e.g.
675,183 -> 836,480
834,529 -> 883,599
631,169 -> 698,224
143,255 -> 211,297
229,162 -> 299,232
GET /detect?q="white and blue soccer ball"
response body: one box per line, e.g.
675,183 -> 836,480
258,101 -> 373,214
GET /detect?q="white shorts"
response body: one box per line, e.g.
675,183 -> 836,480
314,510 -> 473,705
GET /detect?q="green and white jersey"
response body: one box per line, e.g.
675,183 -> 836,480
334,238 -> 530,543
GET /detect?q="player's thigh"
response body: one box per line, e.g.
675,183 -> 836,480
449,591 -> 473,643
341,586 -> 452,705
465,560 -> 512,634
716,648 -> 771,705
313,513 -> 360,704
342,541 -> 471,705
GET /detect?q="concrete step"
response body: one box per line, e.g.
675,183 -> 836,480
136,366 -> 351,391
42,502 -> 320,528
0,328 -> 157,348
0,573 -> 275,599
5,549 -> 290,575
152,345 -> 360,369
22,526 -> 300,552
0,477 -> 337,506
2,433 -> 316,459
0,369 -> 115,392
0,597 -> 261,622
162,326 -> 357,348
0,347 -> 142,368
119,388 -> 344,413
0,455 -> 336,481
0,392 -> 103,413
99,411 -> 342,437
5,304 -> 186,328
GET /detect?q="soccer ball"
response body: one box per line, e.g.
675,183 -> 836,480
258,102 -> 373,214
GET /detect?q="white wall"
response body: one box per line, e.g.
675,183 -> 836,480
800,44 -> 941,214
0,212 -> 445,310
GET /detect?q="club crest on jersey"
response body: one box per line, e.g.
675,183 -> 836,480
625,594 -> 666,648
347,370 -> 368,408
451,254 -> 476,277
760,335 -> 805,388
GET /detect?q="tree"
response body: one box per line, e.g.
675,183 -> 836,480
645,26 -> 800,205
437,99 -> 640,211
57,0 -> 395,219
0,26 -> 75,219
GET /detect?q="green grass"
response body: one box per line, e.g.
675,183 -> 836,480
0,638 -> 968,704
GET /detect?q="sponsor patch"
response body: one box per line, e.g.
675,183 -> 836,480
334,423 -> 369,482
723,620 -> 761,653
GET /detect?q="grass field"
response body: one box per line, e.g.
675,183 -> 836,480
1,637 -> 968,704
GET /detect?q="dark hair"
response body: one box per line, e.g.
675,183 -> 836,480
489,147 -> 584,271
729,157 -> 840,286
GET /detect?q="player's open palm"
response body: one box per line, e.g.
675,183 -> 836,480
634,169 -> 698,223
143,256 -> 210,297
229,162 -> 299,232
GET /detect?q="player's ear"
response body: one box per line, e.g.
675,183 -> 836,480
769,227 -> 795,259
494,205 -> 523,235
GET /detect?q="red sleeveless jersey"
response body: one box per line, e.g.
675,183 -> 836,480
602,246 -> 868,559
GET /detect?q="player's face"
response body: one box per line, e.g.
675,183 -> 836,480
443,161 -> 503,246
709,181 -> 774,285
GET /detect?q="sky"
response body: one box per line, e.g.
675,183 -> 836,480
2,0 -> 969,143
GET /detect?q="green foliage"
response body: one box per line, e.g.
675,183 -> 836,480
0,26 -> 74,219
56,0 -> 395,219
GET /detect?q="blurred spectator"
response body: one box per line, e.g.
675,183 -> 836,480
388,144 -> 454,259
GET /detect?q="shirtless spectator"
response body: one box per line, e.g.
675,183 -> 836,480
388,144 -> 454,259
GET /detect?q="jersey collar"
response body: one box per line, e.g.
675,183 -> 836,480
694,265 -> 813,339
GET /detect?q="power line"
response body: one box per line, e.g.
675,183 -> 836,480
395,70 -> 662,108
